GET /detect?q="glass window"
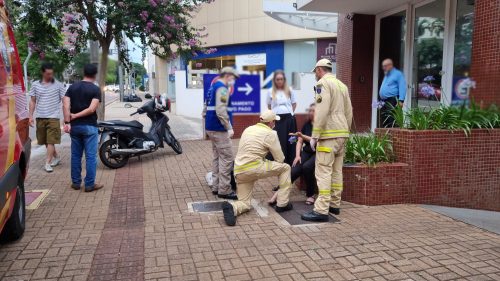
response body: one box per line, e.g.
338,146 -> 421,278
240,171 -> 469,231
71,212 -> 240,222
451,0 -> 475,105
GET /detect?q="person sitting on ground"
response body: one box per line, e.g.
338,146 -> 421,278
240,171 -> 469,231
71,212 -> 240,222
222,110 -> 294,226
268,103 -> 318,205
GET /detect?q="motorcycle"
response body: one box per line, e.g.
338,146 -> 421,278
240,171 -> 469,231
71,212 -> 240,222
97,94 -> 182,169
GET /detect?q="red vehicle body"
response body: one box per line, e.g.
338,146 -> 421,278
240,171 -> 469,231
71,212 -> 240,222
0,1 -> 30,242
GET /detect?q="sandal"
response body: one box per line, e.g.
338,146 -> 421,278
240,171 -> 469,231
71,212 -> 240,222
305,197 -> 315,205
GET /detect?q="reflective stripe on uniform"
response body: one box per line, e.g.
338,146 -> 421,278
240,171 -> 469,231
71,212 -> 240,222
206,106 -> 233,112
234,160 -> 261,173
313,128 -> 350,138
318,190 -> 331,196
331,183 -> 343,191
317,146 -> 332,153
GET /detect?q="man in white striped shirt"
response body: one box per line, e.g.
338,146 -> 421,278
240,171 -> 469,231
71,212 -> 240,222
29,63 -> 66,173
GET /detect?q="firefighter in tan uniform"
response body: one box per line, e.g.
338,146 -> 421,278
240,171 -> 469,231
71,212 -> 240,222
301,59 -> 353,222
222,110 -> 294,226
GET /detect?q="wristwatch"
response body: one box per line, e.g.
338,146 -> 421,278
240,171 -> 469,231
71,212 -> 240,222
64,121 -> 70,124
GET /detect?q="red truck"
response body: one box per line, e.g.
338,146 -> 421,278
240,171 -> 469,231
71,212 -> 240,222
0,1 -> 30,242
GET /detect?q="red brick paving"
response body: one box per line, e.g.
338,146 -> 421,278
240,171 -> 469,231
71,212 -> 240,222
0,140 -> 499,281
88,162 -> 145,281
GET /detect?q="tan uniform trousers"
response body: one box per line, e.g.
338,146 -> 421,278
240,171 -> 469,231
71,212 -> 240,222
232,160 -> 291,216
314,138 -> 346,215
207,131 -> 233,195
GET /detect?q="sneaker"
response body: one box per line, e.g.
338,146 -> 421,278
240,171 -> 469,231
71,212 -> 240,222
218,191 -> 238,200
44,164 -> 53,173
274,203 -> 293,213
329,207 -> 340,215
301,210 -> 329,222
205,172 -> 213,187
71,183 -> 81,190
50,157 -> 61,167
85,183 -> 104,192
222,201 -> 236,226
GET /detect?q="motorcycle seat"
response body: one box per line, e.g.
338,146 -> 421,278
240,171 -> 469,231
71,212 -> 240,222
100,120 -> 143,129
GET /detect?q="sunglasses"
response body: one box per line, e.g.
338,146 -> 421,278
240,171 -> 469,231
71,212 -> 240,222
275,78 -> 284,81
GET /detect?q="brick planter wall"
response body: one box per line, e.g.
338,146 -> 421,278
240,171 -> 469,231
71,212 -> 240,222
376,128 -> 500,211
342,163 -> 411,206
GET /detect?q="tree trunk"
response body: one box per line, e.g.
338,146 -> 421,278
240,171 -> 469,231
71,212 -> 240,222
97,43 -> 110,120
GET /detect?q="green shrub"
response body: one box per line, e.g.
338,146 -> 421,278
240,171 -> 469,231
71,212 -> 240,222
138,85 -> 145,92
345,134 -> 393,166
389,103 -> 500,135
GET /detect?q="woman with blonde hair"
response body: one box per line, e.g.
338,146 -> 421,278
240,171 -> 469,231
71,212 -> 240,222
266,70 -> 297,166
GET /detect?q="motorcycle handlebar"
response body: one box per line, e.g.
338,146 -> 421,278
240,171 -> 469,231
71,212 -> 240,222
130,111 -> 139,116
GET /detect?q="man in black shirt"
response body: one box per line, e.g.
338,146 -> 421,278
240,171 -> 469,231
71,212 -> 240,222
63,64 -> 103,192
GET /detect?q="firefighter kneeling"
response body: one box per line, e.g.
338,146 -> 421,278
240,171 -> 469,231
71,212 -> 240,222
222,110 -> 293,226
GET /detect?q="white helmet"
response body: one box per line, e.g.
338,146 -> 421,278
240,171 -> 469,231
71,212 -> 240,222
155,93 -> 169,112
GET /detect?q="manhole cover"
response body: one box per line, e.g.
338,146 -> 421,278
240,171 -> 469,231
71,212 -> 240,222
191,201 -> 224,213
278,201 -> 340,225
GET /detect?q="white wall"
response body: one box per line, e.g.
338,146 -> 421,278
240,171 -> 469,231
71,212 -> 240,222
175,71 -> 317,119
175,71 -> 204,119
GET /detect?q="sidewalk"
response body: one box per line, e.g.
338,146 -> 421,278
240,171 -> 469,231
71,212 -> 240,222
1,103 -> 499,280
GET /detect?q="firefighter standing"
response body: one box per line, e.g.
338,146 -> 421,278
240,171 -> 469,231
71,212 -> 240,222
222,110 -> 294,226
301,59 -> 353,222
203,67 -> 239,200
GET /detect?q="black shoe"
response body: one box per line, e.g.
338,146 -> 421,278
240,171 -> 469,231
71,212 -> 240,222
218,192 -> 238,200
329,207 -> 340,215
301,211 -> 329,222
222,201 -> 236,226
212,190 -> 218,195
272,186 -> 280,192
274,203 -> 293,213
70,183 -> 81,190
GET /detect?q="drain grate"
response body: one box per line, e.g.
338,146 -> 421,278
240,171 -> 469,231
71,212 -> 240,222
277,201 -> 340,225
191,201 -> 224,213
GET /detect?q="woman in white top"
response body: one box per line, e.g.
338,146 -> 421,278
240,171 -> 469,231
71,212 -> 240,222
266,70 -> 297,166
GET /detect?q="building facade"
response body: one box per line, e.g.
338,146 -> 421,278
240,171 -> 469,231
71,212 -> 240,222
297,0 -> 499,131
147,0 -> 337,119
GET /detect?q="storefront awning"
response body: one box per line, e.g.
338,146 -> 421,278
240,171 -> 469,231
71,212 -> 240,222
263,0 -> 337,33
296,0 -> 408,15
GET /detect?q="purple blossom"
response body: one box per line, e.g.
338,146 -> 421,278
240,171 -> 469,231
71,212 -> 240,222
420,84 -> 436,97
288,136 -> 297,144
149,0 -> 158,7
195,62 -> 202,68
164,15 -> 175,24
423,75 -> 435,82
140,11 -> 149,21
372,100 -> 385,109
146,21 -> 153,32
187,38 -> 197,46
165,32 -> 172,39
117,1 -> 125,7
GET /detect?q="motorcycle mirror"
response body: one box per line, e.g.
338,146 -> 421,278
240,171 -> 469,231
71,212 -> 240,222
144,93 -> 152,99
124,103 -> 133,108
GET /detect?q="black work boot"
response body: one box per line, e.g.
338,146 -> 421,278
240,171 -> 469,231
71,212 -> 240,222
222,201 -> 236,226
218,191 -> 238,200
301,211 -> 329,222
329,207 -> 340,215
274,203 -> 293,213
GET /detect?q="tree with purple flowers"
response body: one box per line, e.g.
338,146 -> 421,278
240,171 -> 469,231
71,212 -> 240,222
16,0 -> 214,118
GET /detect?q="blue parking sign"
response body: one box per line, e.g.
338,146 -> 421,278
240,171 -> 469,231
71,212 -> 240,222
203,74 -> 261,114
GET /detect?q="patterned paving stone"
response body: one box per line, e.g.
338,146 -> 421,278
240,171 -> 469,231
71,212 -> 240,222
0,139 -> 499,281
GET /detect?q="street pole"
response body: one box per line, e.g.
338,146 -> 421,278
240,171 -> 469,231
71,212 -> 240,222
23,44 -> 32,92
118,63 -> 124,102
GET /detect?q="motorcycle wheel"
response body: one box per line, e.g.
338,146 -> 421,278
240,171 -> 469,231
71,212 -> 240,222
165,130 -> 183,154
99,139 -> 129,169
